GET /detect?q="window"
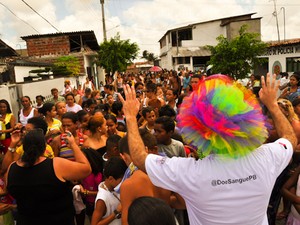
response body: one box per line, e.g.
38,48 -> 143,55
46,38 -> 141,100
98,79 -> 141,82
286,57 -> 300,72
177,57 -> 190,64
171,28 -> 193,47
160,37 -> 166,49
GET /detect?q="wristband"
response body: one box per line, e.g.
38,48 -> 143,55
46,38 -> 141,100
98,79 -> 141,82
8,147 -> 16,153
114,209 -> 121,219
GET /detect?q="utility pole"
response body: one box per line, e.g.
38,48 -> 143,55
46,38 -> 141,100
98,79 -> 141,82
272,0 -> 280,42
100,0 -> 107,41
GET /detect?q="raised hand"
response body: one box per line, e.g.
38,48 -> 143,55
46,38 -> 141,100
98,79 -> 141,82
10,129 -> 22,145
118,84 -> 140,120
259,73 -> 280,108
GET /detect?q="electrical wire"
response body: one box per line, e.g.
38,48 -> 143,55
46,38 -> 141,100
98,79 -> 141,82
0,1 -> 40,33
21,0 -> 61,32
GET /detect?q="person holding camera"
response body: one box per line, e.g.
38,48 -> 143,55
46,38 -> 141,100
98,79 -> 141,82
6,128 -> 91,225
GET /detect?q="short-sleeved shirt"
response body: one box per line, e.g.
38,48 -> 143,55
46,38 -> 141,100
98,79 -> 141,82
48,118 -> 62,132
146,138 -> 293,225
47,96 -> 65,104
66,104 -> 82,113
158,138 -> 186,158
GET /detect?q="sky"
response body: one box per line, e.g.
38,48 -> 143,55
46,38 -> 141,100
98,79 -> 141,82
0,0 -> 299,58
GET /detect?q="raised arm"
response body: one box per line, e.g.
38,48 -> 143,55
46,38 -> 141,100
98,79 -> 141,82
118,85 -> 148,172
281,166 -> 300,204
1,130 -> 21,175
259,74 -> 297,149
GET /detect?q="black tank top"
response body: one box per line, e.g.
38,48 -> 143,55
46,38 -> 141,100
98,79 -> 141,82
7,158 -> 75,225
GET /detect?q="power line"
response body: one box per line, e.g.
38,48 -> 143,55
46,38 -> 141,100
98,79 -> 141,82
0,2 -> 40,33
21,0 -> 61,32
108,0 -> 300,5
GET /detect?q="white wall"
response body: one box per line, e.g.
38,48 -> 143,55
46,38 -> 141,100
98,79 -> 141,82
160,35 -> 169,54
19,78 -> 65,104
14,66 -> 46,83
0,78 -> 66,117
0,85 -> 12,107
160,20 -> 227,70
160,56 -> 168,70
183,21 -> 226,48
266,46 -> 300,74
268,54 -> 288,73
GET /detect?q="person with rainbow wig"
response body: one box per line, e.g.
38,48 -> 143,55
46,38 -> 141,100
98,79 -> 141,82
118,74 -> 297,225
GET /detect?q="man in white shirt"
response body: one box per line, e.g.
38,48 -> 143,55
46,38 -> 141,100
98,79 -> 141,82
118,74 -> 297,225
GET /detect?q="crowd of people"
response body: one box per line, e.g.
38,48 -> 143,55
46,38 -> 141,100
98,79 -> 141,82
0,69 -> 299,225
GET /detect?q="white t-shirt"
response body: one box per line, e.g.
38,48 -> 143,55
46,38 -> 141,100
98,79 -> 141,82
66,104 -> 82,113
95,182 -> 121,225
146,138 -> 293,225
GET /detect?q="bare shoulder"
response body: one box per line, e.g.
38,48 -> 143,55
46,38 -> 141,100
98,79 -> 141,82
121,171 -> 150,190
134,170 -> 150,180
52,157 -> 66,181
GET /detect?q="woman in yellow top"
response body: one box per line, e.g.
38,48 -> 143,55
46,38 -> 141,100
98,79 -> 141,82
0,99 -> 16,154
39,103 -> 63,141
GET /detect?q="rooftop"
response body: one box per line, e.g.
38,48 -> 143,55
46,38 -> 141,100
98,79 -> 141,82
21,30 -> 100,51
0,39 -> 18,57
9,59 -> 53,67
267,38 -> 300,47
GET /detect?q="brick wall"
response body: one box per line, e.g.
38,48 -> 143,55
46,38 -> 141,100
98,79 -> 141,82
26,36 -> 70,57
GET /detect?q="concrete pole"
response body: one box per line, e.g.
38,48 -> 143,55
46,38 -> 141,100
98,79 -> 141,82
273,0 -> 280,42
281,7 -> 286,41
100,0 -> 107,41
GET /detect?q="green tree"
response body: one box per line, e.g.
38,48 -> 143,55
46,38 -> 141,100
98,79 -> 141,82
97,34 -> 139,74
207,25 -> 268,80
142,50 -> 158,63
52,56 -> 81,76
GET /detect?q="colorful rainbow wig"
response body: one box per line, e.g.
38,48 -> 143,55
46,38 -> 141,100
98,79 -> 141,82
177,74 -> 268,158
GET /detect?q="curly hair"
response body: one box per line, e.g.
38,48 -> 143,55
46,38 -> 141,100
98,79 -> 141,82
277,98 -> 299,122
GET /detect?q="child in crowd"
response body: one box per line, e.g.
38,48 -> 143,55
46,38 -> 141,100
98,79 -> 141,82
79,148 -> 104,222
139,107 -> 156,134
103,134 -> 122,161
282,165 -> 300,224
55,101 -> 67,122
91,157 -> 127,225
35,95 -> 45,109
104,114 -> 126,138
111,102 -> 126,126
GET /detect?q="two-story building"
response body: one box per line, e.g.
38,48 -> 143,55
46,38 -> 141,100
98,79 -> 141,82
20,30 -> 100,86
0,31 -> 101,117
159,13 -> 262,72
